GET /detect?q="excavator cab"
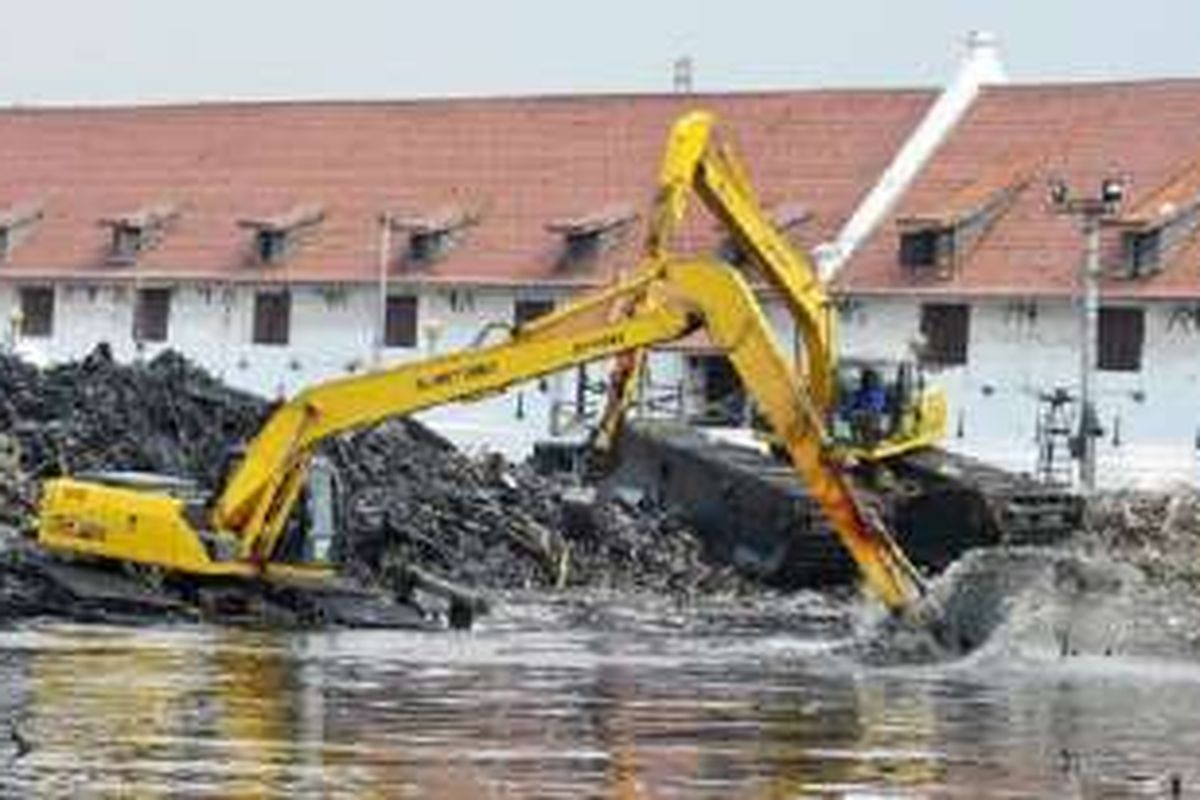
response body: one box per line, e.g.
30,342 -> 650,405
831,359 -> 947,462
754,357 -> 946,466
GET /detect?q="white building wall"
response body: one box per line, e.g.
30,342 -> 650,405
12,275 -> 1198,485
840,294 -> 1200,488
5,280 -> 584,459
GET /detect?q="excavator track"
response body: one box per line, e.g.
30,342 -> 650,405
603,422 -> 1082,588
2,535 -> 447,628
873,447 -> 1084,572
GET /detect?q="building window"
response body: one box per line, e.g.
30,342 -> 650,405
256,230 -> 288,265
1098,307 -> 1144,372
563,232 -> 605,265
1123,230 -> 1160,275
900,230 -> 943,268
19,286 -> 54,338
133,287 -> 171,343
688,354 -> 746,425
384,295 -> 418,348
408,231 -> 452,265
110,225 -> 144,263
514,298 -> 554,327
252,291 -> 291,346
919,303 -> 970,366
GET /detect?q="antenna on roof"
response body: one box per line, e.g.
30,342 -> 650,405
673,56 -> 694,94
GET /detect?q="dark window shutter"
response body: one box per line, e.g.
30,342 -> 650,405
384,295 -> 418,348
253,291 -> 291,345
919,303 -> 970,366
1098,307 -> 1144,372
133,288 -> 171,343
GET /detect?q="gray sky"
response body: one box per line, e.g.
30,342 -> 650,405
2,0 -> 1196,105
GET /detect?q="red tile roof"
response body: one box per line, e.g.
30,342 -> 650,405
897,151 -> 1035,229
1117,152 -> 1200,229
840,79 -> 1200,300
0,90 -> 934,287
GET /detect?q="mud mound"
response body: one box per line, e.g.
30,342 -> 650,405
854,541 -> 1200,666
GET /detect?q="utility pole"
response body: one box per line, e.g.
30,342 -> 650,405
1077,214 -> 1101,491
1050,176 -> 1124,494
375,213 -> 393,368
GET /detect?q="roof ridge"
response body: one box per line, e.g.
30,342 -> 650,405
0,85 -> 939,116
985,75 -> 1200,93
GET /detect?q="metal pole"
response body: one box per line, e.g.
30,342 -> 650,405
1078,216 -> 1100,493
375,214 -> 391,368
1051,175 -> 1122,494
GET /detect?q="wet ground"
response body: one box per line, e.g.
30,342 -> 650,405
1,593 -> 1198,799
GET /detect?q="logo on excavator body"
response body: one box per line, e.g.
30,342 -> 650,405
416,360 -> 500,393
572,331 -> 626,358
62,486 -> 89,503
51,515 -> 107,543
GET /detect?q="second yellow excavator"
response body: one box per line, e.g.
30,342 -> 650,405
34,110 -> 944,619
590,109 -> 946,467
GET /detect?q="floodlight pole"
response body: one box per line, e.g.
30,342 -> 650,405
1051,178 -> 1123,494
375,213 -> 392,368
1079,215 -> 1101,493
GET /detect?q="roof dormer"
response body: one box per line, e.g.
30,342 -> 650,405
386,205 -> 480,269
0,201 -> 44,262
99,203 -> 177,265
238,204 -> 324,266
1111,157 -> 1200,278
546,203 -> 637,269
896,155 -> 1032,280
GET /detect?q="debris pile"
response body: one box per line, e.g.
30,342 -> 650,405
0,344 -> 264,518
1081,488 -> 1200,587
0,346 -> 755,626
854,487 -> 1200,665
330,422 -> 756,597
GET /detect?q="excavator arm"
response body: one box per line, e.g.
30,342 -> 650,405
217,254 -> 923,609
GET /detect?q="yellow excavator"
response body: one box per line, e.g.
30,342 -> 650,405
35,110 -> 946,619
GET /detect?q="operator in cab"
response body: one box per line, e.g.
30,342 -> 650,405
848,367 -> 888,446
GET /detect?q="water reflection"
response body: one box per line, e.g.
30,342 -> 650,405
1,599 -> 1199,797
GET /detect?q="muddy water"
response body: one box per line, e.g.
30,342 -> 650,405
1,594 -> 1199,798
